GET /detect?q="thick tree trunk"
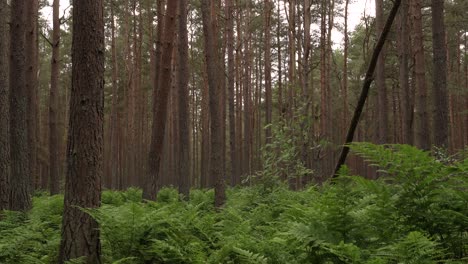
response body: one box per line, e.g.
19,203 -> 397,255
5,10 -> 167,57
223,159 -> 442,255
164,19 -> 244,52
143,1 -> 179,200
49,0 -> 60,195
201,0 -> 226,208
10,0 -> 31,211
0,0 -> 10,211
58,0 -> 104,262
178,0 -> 190,199
431,0 -> 449,148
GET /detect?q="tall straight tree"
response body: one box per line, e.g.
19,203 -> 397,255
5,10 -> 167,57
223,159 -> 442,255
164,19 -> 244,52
10,0 -> 31,211
58,0 -> 104,262
25,0 -> 39,189
201,0 -> 226,207
177,0 -> 190,199
431,0 -> 449,148
0,0 -> 10,211
411,0 -> 430,150
398,0 -> 412,145
376,0 -> 388,144
264,0 -> 272,145
49,0 -> 60,195
226,0 -> 238,185
143,1 -> 179,200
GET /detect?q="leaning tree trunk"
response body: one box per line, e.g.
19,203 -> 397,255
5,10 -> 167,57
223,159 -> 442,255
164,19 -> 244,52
58,0 -> 105,262
143,1 -> 179,200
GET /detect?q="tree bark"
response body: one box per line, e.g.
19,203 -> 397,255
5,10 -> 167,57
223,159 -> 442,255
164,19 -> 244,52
376,0 -> 388,144
398,0 -> 412,145
411,0 -> 431,150
201,0 -> 226,208
431,0 -> 449,148
264,0 -> 273,146
10,0 -> 32,211
178,0 -> 190,199
49,0 -> 60,195
58,0 -> 104,262
143,1 -> 179,200
0,0 -> 10,211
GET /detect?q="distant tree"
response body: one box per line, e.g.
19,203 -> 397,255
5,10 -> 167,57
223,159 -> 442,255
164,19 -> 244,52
411,0 -> 431,150
178,0 -> 190,199
431,0 -> 449,148
376,0 -> 388,144
49,0 -> 60,195
58,0 -> 105,262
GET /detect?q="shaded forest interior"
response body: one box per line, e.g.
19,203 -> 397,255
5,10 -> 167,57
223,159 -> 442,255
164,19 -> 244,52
0,0 -> 467,263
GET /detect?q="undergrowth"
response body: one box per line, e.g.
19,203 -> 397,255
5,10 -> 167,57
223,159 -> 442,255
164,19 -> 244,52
0,143 -> 466,263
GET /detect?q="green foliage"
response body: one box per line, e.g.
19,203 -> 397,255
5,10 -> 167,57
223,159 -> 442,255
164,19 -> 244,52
0,143 -> 466,263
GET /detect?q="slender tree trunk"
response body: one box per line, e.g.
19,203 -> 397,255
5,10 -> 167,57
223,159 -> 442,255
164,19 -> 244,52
264,0 -> 272,146
109,1 -> 119,189
58,0 -> 104,262
143,1 -> 179,200
226,0 -> 238,185
277,2 -> 283,118
431,0 -> 449,148
411,0 -> 431,150
398,0 -> 412,145
0,0 -> 10,211
342,0 -> 349,136
25,0 -> 39,191
178,0 -> 190,199
376,0 -> 388,144
10,0 -> 31,211
49,0 -> 60,195
201,0 -> 226,207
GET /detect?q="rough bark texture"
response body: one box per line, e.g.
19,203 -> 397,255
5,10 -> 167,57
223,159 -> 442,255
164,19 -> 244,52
143,1 -> 178,200
201,0 -> 226,208
431,0 -> 449,148
58,0 -> 105,262
178,0 -> 190,199
49,0 -> 60,195
10,0 -> 32,211
0,0 -> 10,211
411,0 -> 431,150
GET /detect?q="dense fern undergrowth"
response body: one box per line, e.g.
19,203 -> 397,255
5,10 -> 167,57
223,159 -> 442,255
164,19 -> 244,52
1,143 -> 467,263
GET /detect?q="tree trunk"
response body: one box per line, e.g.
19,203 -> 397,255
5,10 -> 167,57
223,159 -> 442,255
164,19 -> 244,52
398,0 -> 412,145
0,0 -> 10,211
376,0 -> 388,144
143,1 -> 179,200
411,0 -> 431,150
26,0 -> 39,191
264,0 -> 272,145
58,0 -> 104,262
431,0 -> 449,148
10,0 -> 32,211
49,0 -> 60,195
226,0 -> 238,185
201,0 -> 226,207
178,0 -> 190,198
